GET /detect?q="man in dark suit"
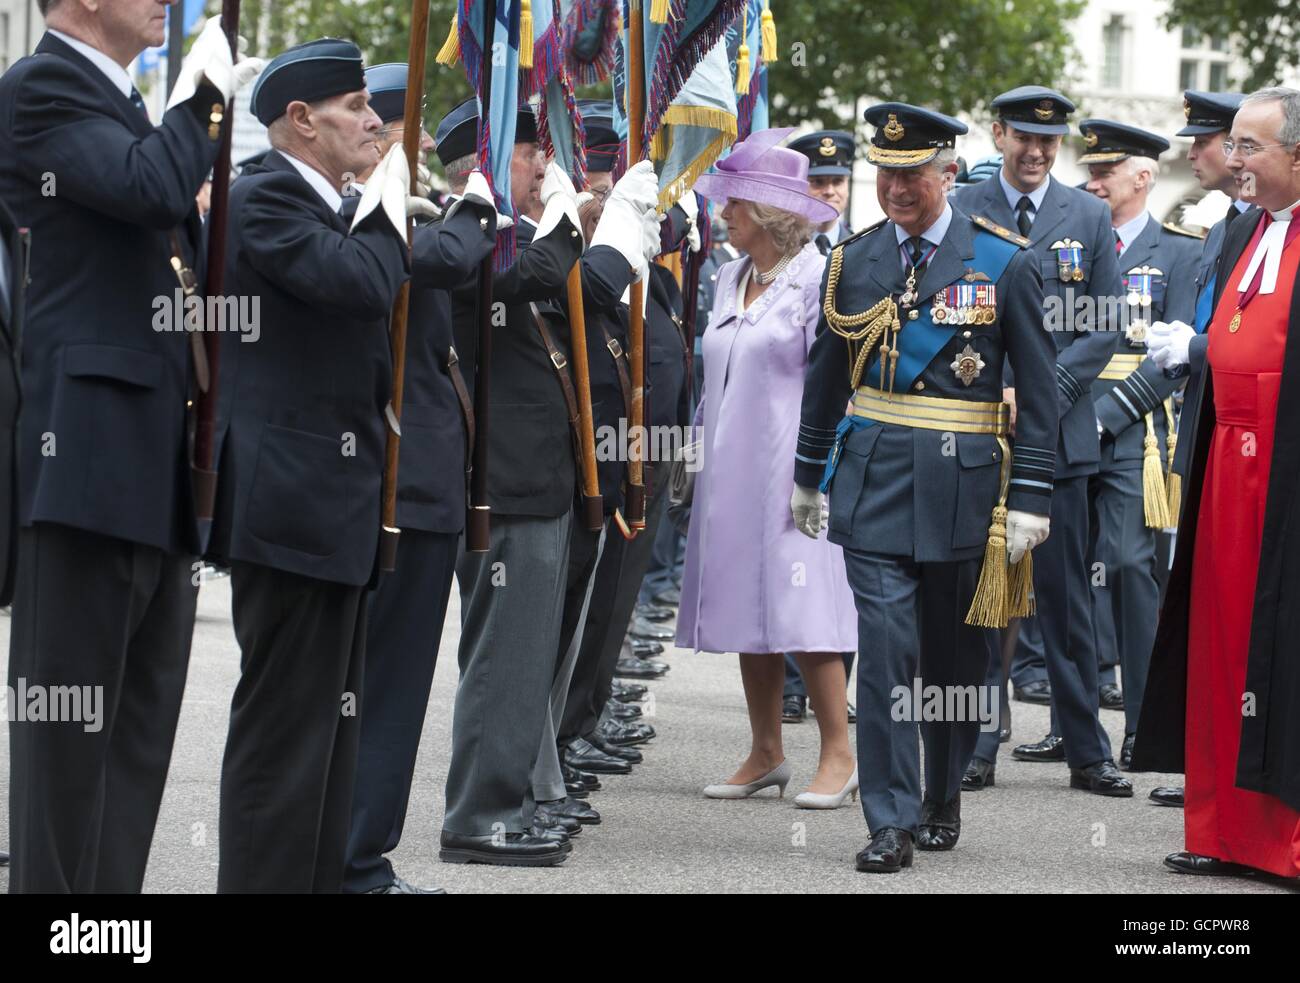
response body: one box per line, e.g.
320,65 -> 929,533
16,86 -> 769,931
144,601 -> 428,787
340,65 -> 498,896
954,87 -> 1131,798
0,193 -> 26,873
209,39 -> 414,893
795,103 -> 1058,872
0,2 -> 258,893
1076,120 -> 1201,768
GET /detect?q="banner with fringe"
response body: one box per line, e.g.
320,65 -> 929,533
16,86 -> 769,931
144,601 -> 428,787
654,39 -> 737,211
562,0 -> 622,86
538,0 -> 589,184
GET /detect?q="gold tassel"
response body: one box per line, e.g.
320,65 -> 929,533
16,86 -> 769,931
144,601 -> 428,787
761,6 -> 778,63
649,126 -> 666,161
435,13 -> 460,66
650,0 -> 671,24
1141,412 -> 1171,529
1163,398 -> 1181,521
519,0 -> 534,68
1007,552 -> 1035,619
735,43 -> 751,94
965,505 -> 1010,629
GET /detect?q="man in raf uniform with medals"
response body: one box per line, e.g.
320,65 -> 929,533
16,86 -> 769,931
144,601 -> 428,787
1077,119 -> 1201,769
792,103 -> 1058,872
955,87 -> 1132,798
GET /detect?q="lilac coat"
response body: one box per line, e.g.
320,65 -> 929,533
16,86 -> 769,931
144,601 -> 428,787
676,242 -> 858,655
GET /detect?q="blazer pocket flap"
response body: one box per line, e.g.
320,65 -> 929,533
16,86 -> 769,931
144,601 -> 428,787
956,433 -> 1003,468
63,344 -> 163,389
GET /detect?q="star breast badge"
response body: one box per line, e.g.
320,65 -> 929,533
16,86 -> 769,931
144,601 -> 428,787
951,344 -> 985,386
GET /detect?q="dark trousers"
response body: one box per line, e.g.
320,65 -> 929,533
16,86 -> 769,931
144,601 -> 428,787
1010,615 -> 1049,688
218,562 -> 367,893
343,529 -> 458,894
7,522 -> 196,893
1089,466 -> 1158,734
562,480 -> 669,744
843,549 -> 990,834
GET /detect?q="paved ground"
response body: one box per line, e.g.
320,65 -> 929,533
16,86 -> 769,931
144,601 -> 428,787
0,577 -> 1293,894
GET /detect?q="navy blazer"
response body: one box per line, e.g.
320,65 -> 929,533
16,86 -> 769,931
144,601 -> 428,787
0,196 -> 25,604
0,32 -> 222,554
209,150 -> 409,586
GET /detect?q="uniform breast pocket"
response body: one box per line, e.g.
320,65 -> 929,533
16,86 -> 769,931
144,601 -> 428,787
827,424 -> 882,537
247,424 -> 346,557
953,434 -> 1003,550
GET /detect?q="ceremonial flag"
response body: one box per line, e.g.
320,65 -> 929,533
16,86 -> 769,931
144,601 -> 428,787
732,0 -> 774,140
562,0 -> 623,86
537,0 -> 589,184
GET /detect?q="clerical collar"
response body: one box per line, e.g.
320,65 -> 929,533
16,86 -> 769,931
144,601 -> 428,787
1267,198 -> 1300,221
999,171 -> 1050,216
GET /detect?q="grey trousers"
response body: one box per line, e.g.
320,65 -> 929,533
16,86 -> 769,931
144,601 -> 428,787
532,522 -> 607,802
843,549 -> 990,835
443,511 -> 572,836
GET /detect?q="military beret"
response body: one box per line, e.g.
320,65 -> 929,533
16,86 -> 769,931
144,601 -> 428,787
1077,119 -> 1170,164
992,85 -> 1075,136
434,97 -> 539,166
788,130 -> 855,176
864,103 -> 966,168
1177,90 -> 1245,137
250,38 -> 366,127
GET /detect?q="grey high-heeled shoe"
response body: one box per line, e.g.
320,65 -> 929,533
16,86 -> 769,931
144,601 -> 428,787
703,761 -> 792,799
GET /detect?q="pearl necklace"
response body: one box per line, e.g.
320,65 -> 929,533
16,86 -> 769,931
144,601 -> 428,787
752,251 -> 797,285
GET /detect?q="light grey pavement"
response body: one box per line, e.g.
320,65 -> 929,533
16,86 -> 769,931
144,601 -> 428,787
0,577 -> 1293,894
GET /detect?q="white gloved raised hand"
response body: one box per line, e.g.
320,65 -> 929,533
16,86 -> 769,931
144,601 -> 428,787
1006,510 -> 1050,565
1146,319 -> 1195,370
534,161 -> 584,242
591,160 -> 661,279
415,161 -> 433,199
451,169 -> 511,230
679,191 -> 702,253
406,196 -> 441,222
640,209 -> 664,265
790,484 -> 827,539
350,144 -> 412,238
167,17 -> 265,111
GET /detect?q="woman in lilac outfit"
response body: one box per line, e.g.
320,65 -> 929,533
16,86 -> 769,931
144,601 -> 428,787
676,128 -> 859,808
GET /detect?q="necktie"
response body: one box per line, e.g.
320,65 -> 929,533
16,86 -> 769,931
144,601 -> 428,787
815,233 -> 831,256
1015,196 -> 1033,237
1114,228 -> 1123,257
129,86 -> 148,119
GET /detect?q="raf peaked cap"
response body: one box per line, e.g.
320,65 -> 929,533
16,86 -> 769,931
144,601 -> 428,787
434,98 -> 539,166
578,99 -> 621,173
789,130 -> 855,176
251,38 -> 366,127
992,85 -> 1076,135
1077,119 -> 1171,164
864,103 -> 967,168
1177,90 -> 1245,137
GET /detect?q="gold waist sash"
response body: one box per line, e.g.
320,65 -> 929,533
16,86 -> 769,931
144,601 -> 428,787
850,387 -> 1010,435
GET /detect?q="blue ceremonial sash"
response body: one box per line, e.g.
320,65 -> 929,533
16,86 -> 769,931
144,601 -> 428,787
1194,272 -> 1216,333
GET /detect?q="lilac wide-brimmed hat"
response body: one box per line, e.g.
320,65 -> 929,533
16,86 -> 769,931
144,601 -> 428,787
694,127 -> 840,224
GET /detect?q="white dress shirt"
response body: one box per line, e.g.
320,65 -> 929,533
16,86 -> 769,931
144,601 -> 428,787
48,29 -> 133,99
281,152 -> 344,213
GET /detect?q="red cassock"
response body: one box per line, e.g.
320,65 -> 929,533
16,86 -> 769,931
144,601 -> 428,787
1186,216 -> 1300,877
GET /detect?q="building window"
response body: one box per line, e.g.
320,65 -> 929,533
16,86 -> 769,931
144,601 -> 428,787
1102,15 -> 1126,90
1179,59 -> 1199,92
1209,62 -> 1229,90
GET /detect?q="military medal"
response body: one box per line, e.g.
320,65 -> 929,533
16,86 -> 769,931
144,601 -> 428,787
1049,239 -> 1086,282
951,344 -> 985,386
1229,310 -> 1243,333
1123,266 -> 1161,344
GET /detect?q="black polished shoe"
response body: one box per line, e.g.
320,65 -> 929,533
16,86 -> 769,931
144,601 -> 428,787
590,732 -> 643,763
612,682 -> 648,702
363,874 -> 446,894
530,816 -> 576,841
564,737 -> 633,774
630,639 -> 665,658
535,802 -> 584,835
564,779 -> 589,799
916,795 -> 961,851
562,763 -> 602,791
1119,733 -> 1135,770
615,656 -> 668,679
846,701 -> 857,724
596,719 -> 656,747
652,586 -> 681,606
629,616 -> 674,641
1013,680 -> 1052,705
1099,683 -> 1124,711
608,700 -> 643,722
1069,759 -> 1134,797
545,796 -> 601,826
1149,786 -> 1184,807
439,830 -> 569,866
854,828 -> 914,873
782,695 -> 807,723
635,603 -> 675,622
961,758 -> 996,791
1164,851 -> 1255,877
1012,734 -> 1065,762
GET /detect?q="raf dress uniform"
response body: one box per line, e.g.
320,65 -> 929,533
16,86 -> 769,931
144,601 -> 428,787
796,105 -> 1058,871
1074,120 -> 1201,763
342,65 -> 498,895
0,27 -> 227,893
954,87 -> 1127,789
209,41 -> 411,893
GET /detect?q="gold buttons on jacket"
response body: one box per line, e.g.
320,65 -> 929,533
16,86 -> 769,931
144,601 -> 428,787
208,103 -> 224,141
914,381 -> 925,392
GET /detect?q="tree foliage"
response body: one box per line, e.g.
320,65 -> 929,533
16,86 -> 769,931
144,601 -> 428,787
1164,0 -> 1299,91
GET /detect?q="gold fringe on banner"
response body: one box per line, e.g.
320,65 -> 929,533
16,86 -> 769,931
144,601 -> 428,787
435,13 -> 460,66
650,0 -> 671,24
1142,412 -> 1171,528
519,0 -> 534,68
761,5 -> 778,62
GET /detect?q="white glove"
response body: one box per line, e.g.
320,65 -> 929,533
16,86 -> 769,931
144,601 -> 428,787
790,484 -> 827,539
415,162 -> 433,199
1006,510 -> 1050,565
1146,319 -> 1194,370
167,17 -> 265,111
640,210 -> 664,265
679,191 -> 702,253
407,196 -> 441,221
350,144 -> 411,239
534,161 -> 585,243
591,160 -> 661,278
